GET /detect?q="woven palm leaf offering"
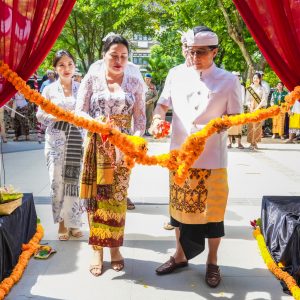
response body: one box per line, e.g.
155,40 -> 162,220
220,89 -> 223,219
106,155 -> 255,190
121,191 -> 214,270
0,185 -> 23,215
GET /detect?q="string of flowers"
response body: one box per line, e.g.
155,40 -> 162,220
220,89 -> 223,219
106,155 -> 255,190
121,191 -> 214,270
0,61 -> 299,184
0,224 -> 44,300
253,226 -> 300,299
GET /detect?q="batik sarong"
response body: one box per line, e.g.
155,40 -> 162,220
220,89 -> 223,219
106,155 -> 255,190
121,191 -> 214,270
80,115 -> 131,248
247,122 -> 262,144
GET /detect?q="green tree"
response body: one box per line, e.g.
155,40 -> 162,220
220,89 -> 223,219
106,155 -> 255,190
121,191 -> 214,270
40,0 -> 158,73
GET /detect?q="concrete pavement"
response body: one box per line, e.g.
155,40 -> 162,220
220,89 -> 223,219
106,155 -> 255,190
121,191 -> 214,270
1,137 -> 299,300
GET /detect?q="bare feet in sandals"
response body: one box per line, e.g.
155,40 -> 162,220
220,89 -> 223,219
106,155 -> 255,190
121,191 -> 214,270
90,249 -> 103,276
127,197 -> 135,210
69,228 -> 83,238
58,221 -> 69,241
110,247 -> 124,271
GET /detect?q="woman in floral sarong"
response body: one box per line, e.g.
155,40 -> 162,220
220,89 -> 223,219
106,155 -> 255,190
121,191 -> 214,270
76,34 -> 146,276
37,50 -> 83,241
246,73 -> 267,150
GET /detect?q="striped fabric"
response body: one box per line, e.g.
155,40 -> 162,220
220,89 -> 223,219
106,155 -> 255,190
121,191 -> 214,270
53,121 -> 83,197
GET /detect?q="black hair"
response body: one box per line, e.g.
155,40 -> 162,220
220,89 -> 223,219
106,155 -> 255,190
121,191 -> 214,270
53,50 -> 75,67
103,34 -> 129,54
193,25 -> 214,35
253,72 -> 262,85
192,25 -> 218,48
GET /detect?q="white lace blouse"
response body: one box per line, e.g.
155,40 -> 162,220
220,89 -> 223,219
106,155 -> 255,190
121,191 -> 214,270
75,60 -> 146,135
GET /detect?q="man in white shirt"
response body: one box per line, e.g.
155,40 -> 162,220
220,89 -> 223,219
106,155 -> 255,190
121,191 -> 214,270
150,25 -> 241,288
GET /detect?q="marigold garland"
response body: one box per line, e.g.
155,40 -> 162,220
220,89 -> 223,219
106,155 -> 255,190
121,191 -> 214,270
1,61 -> 299,184
0,224 -> 44,299
253,227 -> 300,299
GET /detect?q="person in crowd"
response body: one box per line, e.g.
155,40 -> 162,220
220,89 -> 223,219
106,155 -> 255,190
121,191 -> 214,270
10,92 -> 30,141
285,98 -> 300,143
227,71 -> 245,149
0,106 -> 7,143
245,73 -> 267,150
144,73 -> 158,136
75,34 -> 146,276
258,71 -> 270,99
36,50 -> 83,241
271,81 -> 288,140
149,26 -> 242,288
256,71 -> 271,137
73,71 -> 83,83
40,69 -> 56,93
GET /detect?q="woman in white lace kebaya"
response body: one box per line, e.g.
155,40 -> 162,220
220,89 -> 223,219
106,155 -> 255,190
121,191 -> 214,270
37,50 -> 83,241
75,34 -> 146,276
245,73 -> 267,150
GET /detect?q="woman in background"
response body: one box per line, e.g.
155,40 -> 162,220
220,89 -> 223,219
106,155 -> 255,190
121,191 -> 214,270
271,81 -> 288,140
246,73 -> 267,150
37,50 -> 83,241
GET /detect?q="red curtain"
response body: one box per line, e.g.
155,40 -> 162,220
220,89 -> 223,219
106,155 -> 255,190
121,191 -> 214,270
0,0 -> 76,106
233,0 -> 300,91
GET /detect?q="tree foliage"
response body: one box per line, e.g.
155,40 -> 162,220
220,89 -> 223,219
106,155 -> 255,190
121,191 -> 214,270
39,0 -> 279,87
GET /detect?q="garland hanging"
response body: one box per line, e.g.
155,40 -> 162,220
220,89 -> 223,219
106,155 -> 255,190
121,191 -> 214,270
0,61 -> 299,184
253,226 -> 300,299
0,224 -> 44,299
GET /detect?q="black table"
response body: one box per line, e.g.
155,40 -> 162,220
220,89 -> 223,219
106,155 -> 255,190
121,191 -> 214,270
0,193 -> 37,281
261,196 -> 300,290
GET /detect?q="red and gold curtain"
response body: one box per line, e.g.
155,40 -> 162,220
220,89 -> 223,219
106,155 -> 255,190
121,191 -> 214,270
233,0 -> 300,91
0,0 -> 76,106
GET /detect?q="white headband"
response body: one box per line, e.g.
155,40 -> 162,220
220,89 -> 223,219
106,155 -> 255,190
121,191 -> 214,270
185,29 -> 218,46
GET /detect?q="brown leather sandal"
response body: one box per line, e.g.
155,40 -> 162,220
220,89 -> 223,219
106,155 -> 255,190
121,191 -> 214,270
156,256 -> 188,275
127,198 -> 135,210
111,259 -> 124,272
205,264 -> 221,288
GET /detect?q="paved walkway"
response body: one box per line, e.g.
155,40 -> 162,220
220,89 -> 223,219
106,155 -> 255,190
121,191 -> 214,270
1,138 -> 299,300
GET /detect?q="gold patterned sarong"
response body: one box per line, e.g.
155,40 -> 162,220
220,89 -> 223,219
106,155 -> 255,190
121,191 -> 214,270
170,168 -> 228,224
80,114 -> 131,248
272,112 -> 285,136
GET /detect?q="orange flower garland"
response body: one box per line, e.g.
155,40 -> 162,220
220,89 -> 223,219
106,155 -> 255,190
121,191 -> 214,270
253,227 -> 300,299
0,61 -> 299,184
0,224 -> 44,299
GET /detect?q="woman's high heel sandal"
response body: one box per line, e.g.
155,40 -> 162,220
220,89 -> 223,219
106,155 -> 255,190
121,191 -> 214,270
89,249 -> 103,276
111,259 -> 124,272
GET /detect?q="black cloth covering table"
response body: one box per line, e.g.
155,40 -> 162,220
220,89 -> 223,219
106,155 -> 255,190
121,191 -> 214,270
0,193 -> 37,281
261,196 -> 300,291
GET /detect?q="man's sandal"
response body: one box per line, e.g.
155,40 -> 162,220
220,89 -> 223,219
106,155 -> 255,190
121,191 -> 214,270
205,264 -> 221,288
163,222 -> 175,230
69,228 -> 83,238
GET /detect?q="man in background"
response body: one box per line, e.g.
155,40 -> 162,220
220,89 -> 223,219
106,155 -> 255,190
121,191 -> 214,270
144,73 -> 158,136
40,70 -> 56,93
